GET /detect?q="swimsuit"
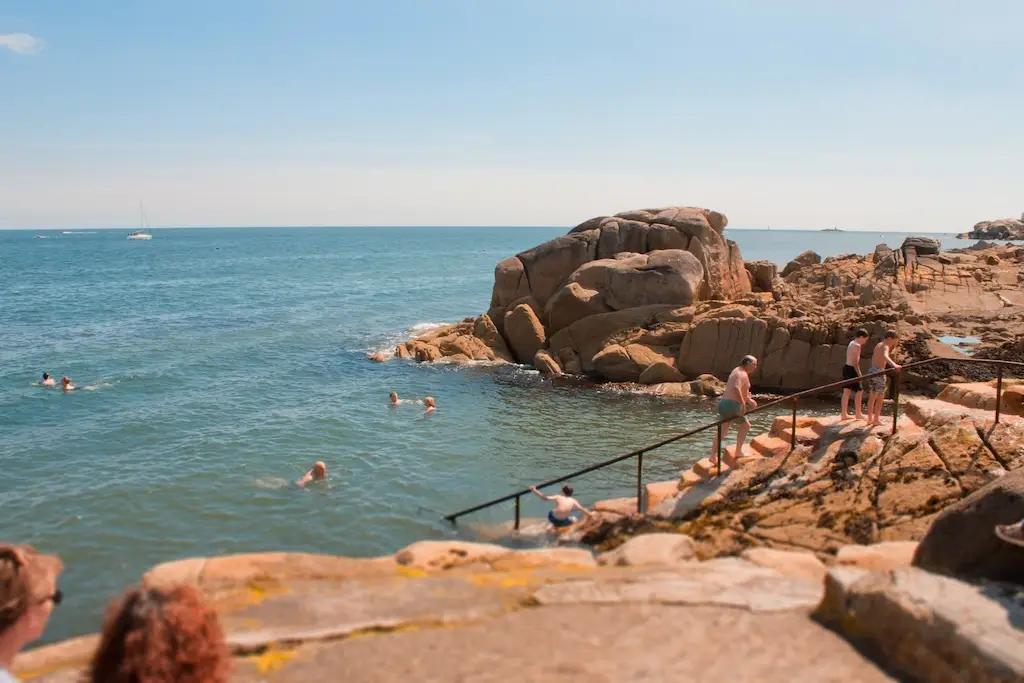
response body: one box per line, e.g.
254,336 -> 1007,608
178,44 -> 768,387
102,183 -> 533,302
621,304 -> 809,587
865,366 -> 887,393
548,510 -> 576,528
717,398 -> 748,424
842,364 -> 862,391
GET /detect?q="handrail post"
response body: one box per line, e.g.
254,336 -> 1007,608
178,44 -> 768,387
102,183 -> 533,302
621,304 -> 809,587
514,495 -> 521,531
790,398 -> 798,451
890,370 -> 901,435
995,365 -> 1004,424
636,452 -> 644,514
716,423 -> 723,477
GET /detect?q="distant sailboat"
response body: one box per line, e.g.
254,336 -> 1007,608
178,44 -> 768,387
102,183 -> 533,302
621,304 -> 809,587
128,204 -> 153,240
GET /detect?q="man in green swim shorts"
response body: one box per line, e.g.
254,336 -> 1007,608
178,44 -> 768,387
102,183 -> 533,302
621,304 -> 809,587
710,355 -> 758,470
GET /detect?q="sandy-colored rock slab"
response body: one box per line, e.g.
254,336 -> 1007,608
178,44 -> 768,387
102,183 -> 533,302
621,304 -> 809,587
220,574 -> 538,651
740,547 -> 827,584
597,532 -> 696,567
537,558 -> 822,613
835,541 -> 918,572
393,540 -> 510,570
817,567 -> 1024,683
248,604 -> 897,683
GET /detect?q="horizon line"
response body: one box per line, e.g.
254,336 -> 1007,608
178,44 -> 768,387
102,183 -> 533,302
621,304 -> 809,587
2,225 -> 965,235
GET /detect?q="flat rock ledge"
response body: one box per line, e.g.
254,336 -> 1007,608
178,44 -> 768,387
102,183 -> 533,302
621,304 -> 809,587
817,566 -> 1024,683
16,539 -> 1024,682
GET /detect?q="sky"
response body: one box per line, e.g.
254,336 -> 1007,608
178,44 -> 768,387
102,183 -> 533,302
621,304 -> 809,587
1,1 -> 1022,231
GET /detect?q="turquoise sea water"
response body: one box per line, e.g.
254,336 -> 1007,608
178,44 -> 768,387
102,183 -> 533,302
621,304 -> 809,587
1,226 -> 974,644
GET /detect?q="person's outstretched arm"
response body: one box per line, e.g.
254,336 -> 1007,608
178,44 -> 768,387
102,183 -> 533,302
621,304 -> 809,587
572,500 -> 594,518
530,486 -> 553,501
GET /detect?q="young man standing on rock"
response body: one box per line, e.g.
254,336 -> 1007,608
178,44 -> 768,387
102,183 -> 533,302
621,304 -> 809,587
840,329 -> 869,421
0,544 -> 64,682
866,331 -> 901,426
711,355 -> 758,468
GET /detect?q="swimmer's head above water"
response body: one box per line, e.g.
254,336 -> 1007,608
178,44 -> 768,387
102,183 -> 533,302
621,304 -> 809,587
424,397 -> 436,412
296,461 -> 327,488
389,392 -> 399,406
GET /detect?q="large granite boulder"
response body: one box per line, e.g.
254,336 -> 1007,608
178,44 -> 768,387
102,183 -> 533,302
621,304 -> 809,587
900,236 -> 941,257
781,250 -> 821,277
744,260 -> 777,292
503,303 -> 547,364
490,206 -> 750,326
963,218 -> 1024,241
545,250 -> 704,333
912,467 -> 1024,584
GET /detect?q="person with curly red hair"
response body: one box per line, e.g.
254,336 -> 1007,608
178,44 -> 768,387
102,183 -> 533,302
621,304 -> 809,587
87,585 -> 231,683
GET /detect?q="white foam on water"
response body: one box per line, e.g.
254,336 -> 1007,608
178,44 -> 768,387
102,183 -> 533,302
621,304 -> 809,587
364,321 -> 455,359
253,477 -> 291,489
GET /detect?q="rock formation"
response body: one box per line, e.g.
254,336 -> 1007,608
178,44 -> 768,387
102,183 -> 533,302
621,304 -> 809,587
577,394 -> 1024,564
387,206 -> 1024,393
958,217 -> 1024,241
17,536 -> 1023,682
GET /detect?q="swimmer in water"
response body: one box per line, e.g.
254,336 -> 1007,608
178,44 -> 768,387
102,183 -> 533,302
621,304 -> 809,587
389,392 -> 400,407
296,461 -> 327,488
41,373 -> 56,388
424,396 -> 436,413
530,485 -> 593,530
60,376 -> 76,392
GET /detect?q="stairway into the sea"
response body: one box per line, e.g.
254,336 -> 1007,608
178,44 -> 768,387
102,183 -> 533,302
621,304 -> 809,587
621,379 -> 1024,515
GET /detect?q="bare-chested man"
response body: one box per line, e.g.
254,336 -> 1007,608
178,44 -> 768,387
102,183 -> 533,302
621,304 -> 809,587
60,376 -> 76,392
711,355 -> 758,469
41,373 -> 56,388
530,485 -> 593,529
296,461 -> 327,488
840,328 -> 869,421
865,330 -> 900,426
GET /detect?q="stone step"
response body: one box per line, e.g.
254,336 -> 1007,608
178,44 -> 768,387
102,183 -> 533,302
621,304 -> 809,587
774,426 -> 820,445
722,445 -> 765,465
936,382 -> 1024,416
644,480 -> 680,511
678,469 -> 704,490
692,457 -> 731,479
749,434 -> 793,458
769,415 -> 821,439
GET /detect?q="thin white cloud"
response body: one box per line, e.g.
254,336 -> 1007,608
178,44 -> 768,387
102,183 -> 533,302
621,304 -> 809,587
0,33 -> 44,55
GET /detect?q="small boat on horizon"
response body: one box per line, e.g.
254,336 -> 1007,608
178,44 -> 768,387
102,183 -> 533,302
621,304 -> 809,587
35,234 -> 48,239
128,204 -> 153,240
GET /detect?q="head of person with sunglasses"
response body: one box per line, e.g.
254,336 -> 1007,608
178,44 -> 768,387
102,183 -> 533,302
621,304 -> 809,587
0,544 -> 63,681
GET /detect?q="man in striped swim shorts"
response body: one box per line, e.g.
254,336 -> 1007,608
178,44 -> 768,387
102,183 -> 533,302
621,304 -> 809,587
710,355 -> 758,470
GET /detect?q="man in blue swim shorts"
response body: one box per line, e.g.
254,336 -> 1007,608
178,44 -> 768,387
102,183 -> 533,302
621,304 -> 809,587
530,485 -> 593,529
710,355 -> 758,470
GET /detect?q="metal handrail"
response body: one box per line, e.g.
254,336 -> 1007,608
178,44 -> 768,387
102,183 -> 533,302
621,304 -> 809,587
444,356 -> 1024,529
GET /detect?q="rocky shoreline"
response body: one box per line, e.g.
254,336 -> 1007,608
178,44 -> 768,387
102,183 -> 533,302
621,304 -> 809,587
18,208 -> 1024,682
374,206 -> 1024,395
956,215 -> 1024,241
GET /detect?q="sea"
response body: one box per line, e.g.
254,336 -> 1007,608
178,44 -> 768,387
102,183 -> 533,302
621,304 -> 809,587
0,226 -> 977,644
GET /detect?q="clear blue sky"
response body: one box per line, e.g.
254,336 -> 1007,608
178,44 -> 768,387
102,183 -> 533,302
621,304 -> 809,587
2,0 -> 1021,230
